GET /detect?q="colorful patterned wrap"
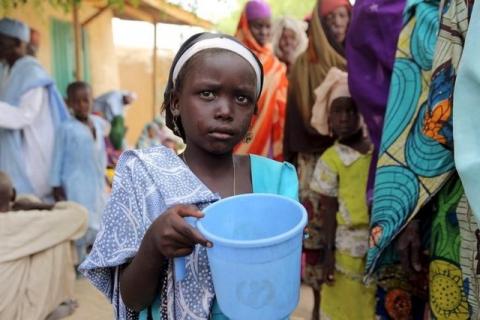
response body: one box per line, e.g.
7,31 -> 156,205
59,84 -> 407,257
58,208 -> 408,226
367,0 -> 446,273
366,0 -> 480,318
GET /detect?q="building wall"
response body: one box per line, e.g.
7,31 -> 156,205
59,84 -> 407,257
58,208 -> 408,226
84,9 -> 120,96
116,47 -> 174,146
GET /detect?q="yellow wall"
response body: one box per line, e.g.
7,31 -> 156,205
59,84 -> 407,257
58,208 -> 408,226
3,2 -> 119,96
84,9 -> 120,96
116,47 -> 173,146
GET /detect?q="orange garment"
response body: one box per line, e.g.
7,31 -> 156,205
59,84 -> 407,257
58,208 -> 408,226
234,9 -> 288,161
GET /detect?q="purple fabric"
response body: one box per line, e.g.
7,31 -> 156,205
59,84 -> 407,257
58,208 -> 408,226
246,0 -> 272,21
345,0 -> 406,201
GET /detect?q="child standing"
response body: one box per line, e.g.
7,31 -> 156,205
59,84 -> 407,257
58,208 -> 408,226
50,81 -> 109,262
309,67 -> 376,319
79,33 -> 298,320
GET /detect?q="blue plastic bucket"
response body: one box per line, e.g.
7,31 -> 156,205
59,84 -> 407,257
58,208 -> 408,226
197,193 -> 307,320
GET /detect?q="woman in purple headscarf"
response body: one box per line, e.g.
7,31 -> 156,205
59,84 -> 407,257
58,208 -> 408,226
345,0 -> 406,201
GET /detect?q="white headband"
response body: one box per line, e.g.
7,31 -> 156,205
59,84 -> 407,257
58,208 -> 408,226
172,37 -> 262,98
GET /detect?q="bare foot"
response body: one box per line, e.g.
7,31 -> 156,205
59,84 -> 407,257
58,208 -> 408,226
45,299 -> 78,320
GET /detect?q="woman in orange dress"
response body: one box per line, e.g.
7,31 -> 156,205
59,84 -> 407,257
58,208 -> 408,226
234,0 -> 288,161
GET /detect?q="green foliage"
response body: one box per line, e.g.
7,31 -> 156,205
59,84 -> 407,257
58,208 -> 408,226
0,0 -> 140,16
216,0 -> 316,34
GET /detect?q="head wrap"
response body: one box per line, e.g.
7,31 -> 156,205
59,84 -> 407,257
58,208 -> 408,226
271,17 -> 308,64
0,18 -> 30,43
172,35 -> 263,98
246,0 -> 272,21
320,0 -> 352,17
311,67 -> 350,135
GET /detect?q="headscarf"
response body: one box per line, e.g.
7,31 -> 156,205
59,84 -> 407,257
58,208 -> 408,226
0,18 -> 30,42
283,1 -> 347,159
320,0 -> 352,17
234,4 -> 289,161
172,35 -> 263,98
310,67 -> 350,136
271,17 -> 309,65
245,0 -> 272,20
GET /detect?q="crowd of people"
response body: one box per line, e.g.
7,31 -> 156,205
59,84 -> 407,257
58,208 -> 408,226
1,0 -> 480,319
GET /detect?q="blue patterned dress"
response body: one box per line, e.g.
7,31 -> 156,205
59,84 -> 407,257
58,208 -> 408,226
79,146 -> 298,319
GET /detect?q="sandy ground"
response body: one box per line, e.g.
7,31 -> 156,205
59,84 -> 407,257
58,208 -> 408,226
66,278 -> 314,320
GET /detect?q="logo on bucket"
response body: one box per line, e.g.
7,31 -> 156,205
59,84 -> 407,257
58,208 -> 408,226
236,280 -> 275,309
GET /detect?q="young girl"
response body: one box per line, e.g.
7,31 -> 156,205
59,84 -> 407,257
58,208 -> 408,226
309,67 -> 375,319
79,32 -> 298,320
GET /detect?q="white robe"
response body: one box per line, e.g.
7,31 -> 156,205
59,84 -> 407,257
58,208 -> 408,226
0,83 -> 55,200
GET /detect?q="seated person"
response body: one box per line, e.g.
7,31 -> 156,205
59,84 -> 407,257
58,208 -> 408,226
0,171 -> 88,320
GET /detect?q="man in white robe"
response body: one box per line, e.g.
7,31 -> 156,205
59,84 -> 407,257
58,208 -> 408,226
0,18 -> 69,200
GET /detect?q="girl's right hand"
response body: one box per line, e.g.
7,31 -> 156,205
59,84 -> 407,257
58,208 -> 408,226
147,204 -> 213,259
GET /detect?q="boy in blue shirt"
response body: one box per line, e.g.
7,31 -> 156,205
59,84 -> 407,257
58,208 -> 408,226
50,81 -> 109,262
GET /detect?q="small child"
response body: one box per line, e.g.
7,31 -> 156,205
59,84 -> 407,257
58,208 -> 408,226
79,32 -> 299,319
50,81 -> 109,262
309,67 -> 376,319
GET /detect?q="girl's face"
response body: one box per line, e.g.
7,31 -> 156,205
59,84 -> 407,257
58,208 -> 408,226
174,50 -> 257,155
329,97 -> 359,139
324,6 -> 350,44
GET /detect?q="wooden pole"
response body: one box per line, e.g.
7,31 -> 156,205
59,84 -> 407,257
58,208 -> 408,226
73,0 -> 83,80
81,5 -> 109,27
152,22 -> 158,118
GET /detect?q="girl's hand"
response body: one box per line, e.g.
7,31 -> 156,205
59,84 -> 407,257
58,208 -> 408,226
323,247 -> 335,285
147,204 -> 212,259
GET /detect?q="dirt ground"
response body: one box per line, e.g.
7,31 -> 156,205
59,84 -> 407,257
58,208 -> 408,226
66,278 -> 314,320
